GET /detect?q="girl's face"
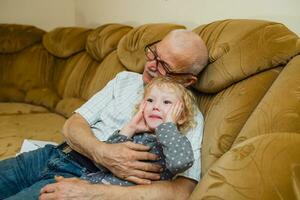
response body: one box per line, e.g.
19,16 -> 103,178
143,85 -> 181,131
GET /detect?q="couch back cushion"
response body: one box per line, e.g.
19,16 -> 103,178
195,19 -> 300,175
0,24 -> 45,53
117,23 -> 186,72
5,44 -> 55,92
43,27 -> 92,58
193,19 -> 300,93
86,24 -> 132,61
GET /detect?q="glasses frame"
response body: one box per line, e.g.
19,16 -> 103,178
144,41 -> 196,78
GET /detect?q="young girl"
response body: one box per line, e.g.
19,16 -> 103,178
81,76 -> 197,185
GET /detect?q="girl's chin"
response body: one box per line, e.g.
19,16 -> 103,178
147,122 -> 163,131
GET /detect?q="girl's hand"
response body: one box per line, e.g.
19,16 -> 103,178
120,101 -> 150,137
165,101 -> 184,124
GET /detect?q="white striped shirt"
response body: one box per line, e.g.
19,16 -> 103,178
75,71 -> 203,182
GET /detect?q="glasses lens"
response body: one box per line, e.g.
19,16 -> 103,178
156,63 -> 167,75
145,47 -> 155,60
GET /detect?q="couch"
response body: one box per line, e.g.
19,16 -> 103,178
0,19 -> 299,199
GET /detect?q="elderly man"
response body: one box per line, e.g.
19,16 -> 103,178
0,29 -> 208,200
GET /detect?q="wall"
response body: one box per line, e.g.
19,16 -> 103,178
0,0 -> 75,31
74,0 -> 300,35
0,0 -> 299,35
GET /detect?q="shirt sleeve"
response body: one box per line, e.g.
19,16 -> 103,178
174,110 -> 204,182
106,131 -> 131,144
75,75 -> 118,125
155,122 -> 194,175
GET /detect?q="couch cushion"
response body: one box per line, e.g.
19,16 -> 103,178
25,88 -> 61,110
10,44 -> 55,92
234,55 -> 300,145
55,97 -> 85,118
43,27 -> 92,58
84,51 -> 126,99
193,19 -> 300,93
55,52 -> 98,98
117,23 -> 185,72
0,102 -> 48,115
0,24 -> 45,53
86,24 -> 132,61
0,86 -> 25,102
189,133 -> 300,200
199,67 -> 282,174
0,112 -> 65,159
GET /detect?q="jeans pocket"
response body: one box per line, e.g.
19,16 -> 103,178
46,154 -> 84,177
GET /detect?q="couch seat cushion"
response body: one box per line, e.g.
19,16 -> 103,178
0,111 -> 65,160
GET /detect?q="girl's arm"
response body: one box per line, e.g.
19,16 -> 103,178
156,122 -> 194,175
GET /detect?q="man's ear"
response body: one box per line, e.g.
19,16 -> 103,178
183,76 -> 197,87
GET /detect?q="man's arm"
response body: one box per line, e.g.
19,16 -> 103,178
62,113 -> 161,184
40,176 -> 197,200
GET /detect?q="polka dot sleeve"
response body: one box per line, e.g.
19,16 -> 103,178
155,122 -> 194,175
106,130 -> 132,144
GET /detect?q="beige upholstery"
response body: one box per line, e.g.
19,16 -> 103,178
0,19 -> 299,199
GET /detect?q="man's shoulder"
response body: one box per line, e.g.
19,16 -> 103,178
115,71 -> 142,81
113,71 -> 144,98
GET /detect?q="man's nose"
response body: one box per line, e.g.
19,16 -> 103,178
146,60 -> 158,71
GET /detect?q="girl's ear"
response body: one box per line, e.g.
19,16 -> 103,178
177,114 -> 187,125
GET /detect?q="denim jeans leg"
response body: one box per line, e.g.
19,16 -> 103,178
0,145 -> 57,199
5,178 -> 56,200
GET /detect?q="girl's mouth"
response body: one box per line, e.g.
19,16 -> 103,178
149,115 -> 162,119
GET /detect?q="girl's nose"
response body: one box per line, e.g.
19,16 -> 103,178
152,104 -> 160,111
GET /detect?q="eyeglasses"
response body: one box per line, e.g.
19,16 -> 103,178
144,41 -> 196,78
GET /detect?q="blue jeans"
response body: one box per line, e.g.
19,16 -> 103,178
0,145 -> 86,200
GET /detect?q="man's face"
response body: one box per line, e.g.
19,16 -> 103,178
143,41 -> 170,83
142,40 -> 197,86
142,39 -> 187,83
143,85 -> 181,131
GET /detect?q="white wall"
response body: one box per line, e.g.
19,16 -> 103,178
74,0 -> 300,35
0,0 -> 75,31
0,0 -> 299,35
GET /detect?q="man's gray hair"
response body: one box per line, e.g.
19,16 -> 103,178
168,29 -> 209,75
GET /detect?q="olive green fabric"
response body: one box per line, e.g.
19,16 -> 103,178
117,23 -> 185,72
0,111 -> 64,159
193,19 -> 300,93
234,55 -> 300,145
0,24 -> 45,53
200,67 -> 282,175
0,86 -> 25,102
43,27 -> 92,58
0,102 -> 48,115
0,53 -> 18,86
189,133 -> 300,200
9,44 -> 55,92
86,24 -> 132,61
0,21 -> 299,200
25,88 -> 61,109
84,51 -> 126,99
55,97 -> 85,118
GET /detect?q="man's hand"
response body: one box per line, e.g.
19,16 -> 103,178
39,176 -> 98,200
96,141 -> 162,184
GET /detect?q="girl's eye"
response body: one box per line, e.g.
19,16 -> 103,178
164,100 -> 172,104
146,98 -> 153,103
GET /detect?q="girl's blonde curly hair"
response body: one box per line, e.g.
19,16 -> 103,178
142,76 -> 197,134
